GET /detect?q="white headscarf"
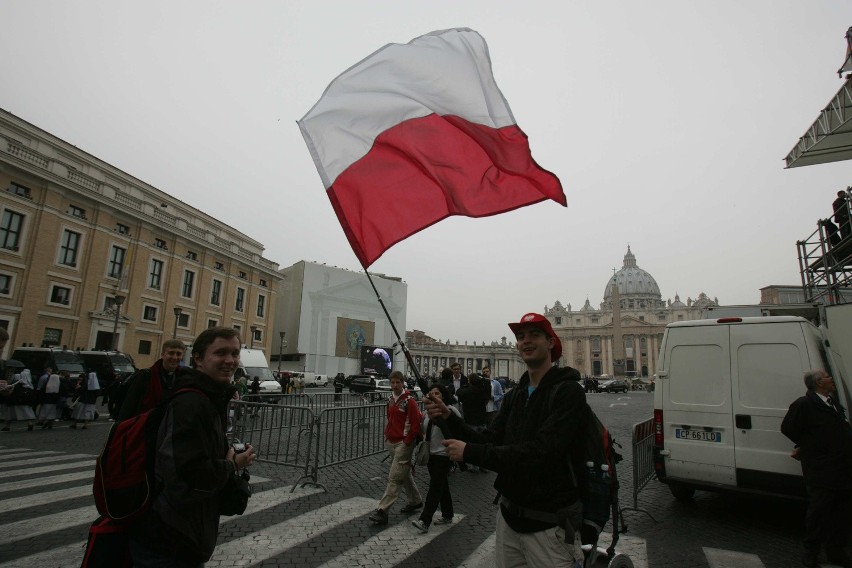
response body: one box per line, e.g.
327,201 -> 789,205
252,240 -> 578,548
19,369 -> 34,389
46,374 -> 61,394
87,371 -> 100,391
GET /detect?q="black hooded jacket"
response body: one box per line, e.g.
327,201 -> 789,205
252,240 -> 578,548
445,365 -> 588,533
130,367 -> 236,562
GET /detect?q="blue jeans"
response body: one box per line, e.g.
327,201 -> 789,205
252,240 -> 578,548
129,539 -> 204,568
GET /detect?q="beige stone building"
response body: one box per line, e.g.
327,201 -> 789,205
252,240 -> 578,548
404,329 -> 525,380
0,108 -> 281,366
545,247 -> 718,377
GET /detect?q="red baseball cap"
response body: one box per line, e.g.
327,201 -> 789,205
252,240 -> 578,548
508,313 -> 563,362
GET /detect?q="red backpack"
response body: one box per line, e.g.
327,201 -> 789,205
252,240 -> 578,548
93,388 -> 202,521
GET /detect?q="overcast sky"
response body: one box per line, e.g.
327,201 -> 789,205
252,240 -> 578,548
2,2 -> 851,343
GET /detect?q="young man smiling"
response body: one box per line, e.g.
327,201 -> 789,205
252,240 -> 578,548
129,327 -> 256,567
426,312 -> 586,567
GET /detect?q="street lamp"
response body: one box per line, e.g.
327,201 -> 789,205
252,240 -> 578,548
112,295 -> 125,351
250,325 -> 257,350
278,331 -> 287,374
173,307 -> 182,339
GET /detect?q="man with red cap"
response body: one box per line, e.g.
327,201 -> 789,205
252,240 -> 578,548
425,312 -> 586,567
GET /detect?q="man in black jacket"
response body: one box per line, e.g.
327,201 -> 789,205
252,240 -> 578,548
782,369 -> 852,568
426,312 -> 587,567
129,327 -> 256,567
456,373 -> 492,472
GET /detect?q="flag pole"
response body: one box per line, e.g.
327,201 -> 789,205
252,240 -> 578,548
363,269 -> 428,394
364,269 -> 450,437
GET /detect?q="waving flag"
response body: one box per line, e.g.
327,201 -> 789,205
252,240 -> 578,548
298,28 -> 566,268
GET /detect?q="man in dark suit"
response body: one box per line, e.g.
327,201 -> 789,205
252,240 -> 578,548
782,370 -> 852,568
445,362 -> 468,398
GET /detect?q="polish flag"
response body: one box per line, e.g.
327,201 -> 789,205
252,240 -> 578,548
298,28 -> 566,268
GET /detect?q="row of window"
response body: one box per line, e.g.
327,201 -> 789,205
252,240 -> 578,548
1,207 -> 268,315
28,323 -> 263,354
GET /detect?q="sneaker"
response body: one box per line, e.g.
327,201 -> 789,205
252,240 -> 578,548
400,502 -> 423,513
433,517 -> 453,525
411,519 -> 428,533
368,508 -> 388,525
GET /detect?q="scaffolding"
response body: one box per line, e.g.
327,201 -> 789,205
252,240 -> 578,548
797,203 -> 852,305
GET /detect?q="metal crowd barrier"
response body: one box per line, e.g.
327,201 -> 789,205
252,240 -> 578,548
620,417 -> 657,522
228,400 -> 315,479
227,394 -> 395,492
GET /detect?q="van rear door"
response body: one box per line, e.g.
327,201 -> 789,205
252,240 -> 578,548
729,321 -> 816,495
661,324 -> 736,486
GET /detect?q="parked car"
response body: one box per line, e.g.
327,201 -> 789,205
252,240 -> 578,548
78,350 -> 137,391
255,380 -> 283,402
11,347 -> 86,377
599,378 -> 629,393
348,375 -> 379,394
373,378 -> 422,400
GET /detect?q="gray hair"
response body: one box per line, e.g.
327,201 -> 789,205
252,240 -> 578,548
804,370 -> 825,390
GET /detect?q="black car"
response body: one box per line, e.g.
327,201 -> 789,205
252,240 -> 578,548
599,378 -> 629,393
348,375 -> 379,394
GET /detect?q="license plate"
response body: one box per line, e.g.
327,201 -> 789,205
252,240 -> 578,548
675,428 -> 722,443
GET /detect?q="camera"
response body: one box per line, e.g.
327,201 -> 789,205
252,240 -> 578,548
232,442 -> 250,454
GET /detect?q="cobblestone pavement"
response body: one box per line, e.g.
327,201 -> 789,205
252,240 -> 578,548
0,393 -> 847,567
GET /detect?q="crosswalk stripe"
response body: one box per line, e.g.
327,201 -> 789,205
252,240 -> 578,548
0,504 -> 95,545
0,540 -> 87,568
703,547 -> 765,568
0,453 -> 93,468
0,470 -> 91,492
1,484 -> 92,513
210,497 -> 376,565
0,486 -> 324,568
0,459 -> 95,478
316,513 -> 467,568
458,533 -> 495,568
0,447 -> 50,455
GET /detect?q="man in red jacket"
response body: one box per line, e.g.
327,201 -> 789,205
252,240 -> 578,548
369,371 -> 423,525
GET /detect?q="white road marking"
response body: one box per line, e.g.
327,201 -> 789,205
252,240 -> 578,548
209,496 -> 376,565
1,484 -> 92,513
703,546 -> 765,567
0,504 -> 95,545
316,513 -> 466,568
458,533 -> 495,568
0,484 -> 324,568
0,453 -> 93,468
0,459 -> 95,477
609,403 -> 629,407
0,470 -> 91,492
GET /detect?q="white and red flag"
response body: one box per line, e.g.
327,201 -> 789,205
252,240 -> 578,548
298,28 -> 566,268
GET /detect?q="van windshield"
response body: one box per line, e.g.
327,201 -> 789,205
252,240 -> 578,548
244,367 -> 275,381
53,352 -> 85,373
109,354 -> 136,373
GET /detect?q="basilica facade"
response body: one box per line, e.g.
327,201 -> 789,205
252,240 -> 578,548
545,246 -> 718,378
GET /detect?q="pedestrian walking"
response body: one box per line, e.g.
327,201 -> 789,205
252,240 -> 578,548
368,371 -> 423,525
411,384 -> 461,533
1,371 -> 37,431
70,370 -> 99,429
36,373 -> 61,429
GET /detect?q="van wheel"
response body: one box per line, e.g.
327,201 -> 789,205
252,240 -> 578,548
669,483 -> 695,501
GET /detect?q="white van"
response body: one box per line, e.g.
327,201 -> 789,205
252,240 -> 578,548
653,315 -> 847,501
237,348 -> 275,382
